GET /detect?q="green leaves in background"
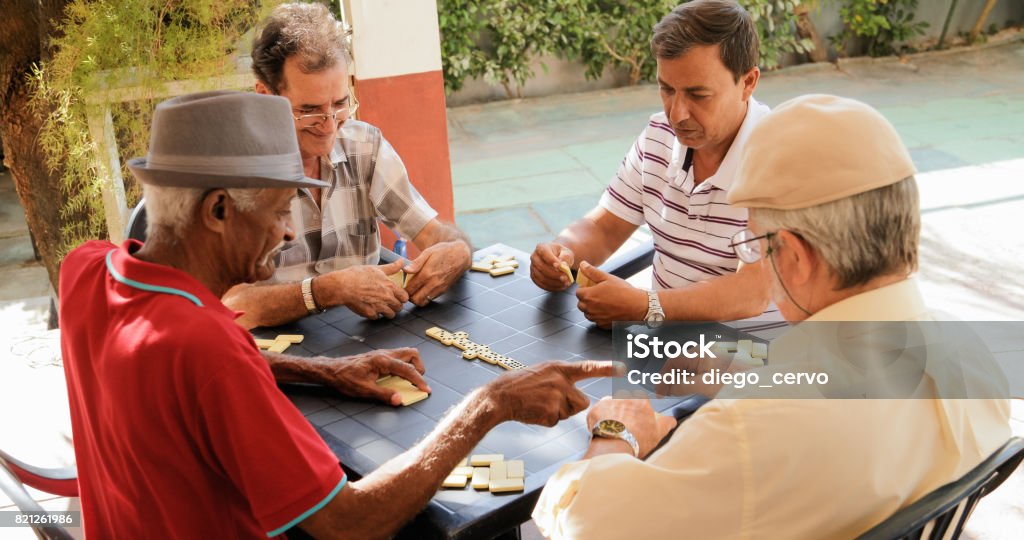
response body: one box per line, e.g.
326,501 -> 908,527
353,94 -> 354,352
830,0 -> 929,57
438,0 -> 816,96
30,0 -> 271,253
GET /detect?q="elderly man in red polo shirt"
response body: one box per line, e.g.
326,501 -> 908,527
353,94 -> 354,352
59,91 -> 616,538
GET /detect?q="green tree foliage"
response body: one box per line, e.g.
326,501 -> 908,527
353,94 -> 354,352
745,1 -> 816,70
439,0 -> 583,97
569,0 -> 681,86
438,0 -> 816,95
30,0 -> 272,255
830,0 -> 929,57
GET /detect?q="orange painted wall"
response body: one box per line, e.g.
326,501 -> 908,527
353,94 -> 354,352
355,70 -> 453,256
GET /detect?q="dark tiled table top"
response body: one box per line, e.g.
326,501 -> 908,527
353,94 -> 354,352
256,244 -> 692,539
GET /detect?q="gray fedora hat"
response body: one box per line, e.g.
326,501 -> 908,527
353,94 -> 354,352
127,90 -> 328,188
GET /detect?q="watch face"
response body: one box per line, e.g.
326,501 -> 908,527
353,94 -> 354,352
596,419 -> 626,435
646,312 -> 665,328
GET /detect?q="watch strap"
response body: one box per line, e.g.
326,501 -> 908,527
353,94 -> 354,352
301,277 -> 323,315
619,429 -> 641,458
644,289 -> 664,323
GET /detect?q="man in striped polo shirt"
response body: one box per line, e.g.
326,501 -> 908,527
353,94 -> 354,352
531,0 -> 772,328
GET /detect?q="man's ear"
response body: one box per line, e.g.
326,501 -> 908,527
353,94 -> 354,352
774,230 -> 816,286
199,189 -> 230,233
740,66 -> 760,101
254,80 -> 271,95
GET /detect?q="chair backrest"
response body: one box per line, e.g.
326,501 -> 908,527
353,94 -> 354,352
125,198 -> 148,242
857,437 -> 1024,540
0,458 -> 75,540
0,448 -> 77,498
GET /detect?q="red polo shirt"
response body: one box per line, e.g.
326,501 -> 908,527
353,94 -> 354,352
59,240 -> 345,538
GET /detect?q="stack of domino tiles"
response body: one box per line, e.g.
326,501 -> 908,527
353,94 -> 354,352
470,253 -> 519,277
425,327 -> 525,370
441,454 -> 525,493
254,334 -> 304,353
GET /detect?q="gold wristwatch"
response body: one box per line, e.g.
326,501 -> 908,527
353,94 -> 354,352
592,419 -> 640,458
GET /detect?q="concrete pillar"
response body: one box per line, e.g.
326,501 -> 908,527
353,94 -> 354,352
343,0 -> 453,253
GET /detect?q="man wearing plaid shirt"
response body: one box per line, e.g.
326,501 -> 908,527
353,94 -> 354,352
224,3 -> 471,328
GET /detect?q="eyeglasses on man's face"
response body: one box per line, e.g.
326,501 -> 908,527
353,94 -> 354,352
729,228 -> 774,264
292,95 -> 360,128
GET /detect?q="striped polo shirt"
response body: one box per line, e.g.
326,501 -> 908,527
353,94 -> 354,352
600,98 -> 770,290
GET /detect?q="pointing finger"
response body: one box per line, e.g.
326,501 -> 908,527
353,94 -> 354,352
558,360 -> 624,383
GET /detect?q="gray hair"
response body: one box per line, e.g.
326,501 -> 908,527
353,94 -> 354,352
142,185 -> 263,244
251,2 -> 353,94
750,177 -> 920,289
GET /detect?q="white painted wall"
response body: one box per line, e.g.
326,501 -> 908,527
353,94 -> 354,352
346,0 -> 443,79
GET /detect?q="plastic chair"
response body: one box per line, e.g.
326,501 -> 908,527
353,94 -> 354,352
857,437 -> 1024,540
0,448 -> 77,540
124,198 -> 148,242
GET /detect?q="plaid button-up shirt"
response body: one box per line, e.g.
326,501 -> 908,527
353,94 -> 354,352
270,120 -> 437,283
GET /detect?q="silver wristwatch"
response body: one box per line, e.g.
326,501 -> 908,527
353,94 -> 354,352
301,277 -> 325,315
592,419 -> 640,458
644,289 -> 665,328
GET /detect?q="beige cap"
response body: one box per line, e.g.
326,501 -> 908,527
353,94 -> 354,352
728,94 -> 916,210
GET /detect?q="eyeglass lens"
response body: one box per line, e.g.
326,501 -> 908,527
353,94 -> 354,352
731,230 -> 763,263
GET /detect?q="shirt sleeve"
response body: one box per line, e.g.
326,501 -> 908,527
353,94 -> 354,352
194,338 -> 346,537
598,127 -> 648,226
370,136 -> 439,241
532,400 -> 749,539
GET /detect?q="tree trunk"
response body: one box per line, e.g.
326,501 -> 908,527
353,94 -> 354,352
795,5 -> 828,63
0,0 -> 72,295
970,0 -> 999,41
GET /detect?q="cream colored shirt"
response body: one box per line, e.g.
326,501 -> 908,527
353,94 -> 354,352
533,279 -> 1011,539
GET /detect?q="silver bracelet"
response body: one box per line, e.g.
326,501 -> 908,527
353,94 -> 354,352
301,277 -> 324,314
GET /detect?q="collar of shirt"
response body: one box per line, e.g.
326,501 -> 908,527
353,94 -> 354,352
108,239 -> 242,320
806,278 -> 928,322
665,97 -> 770,191
298,140 -> 346,201
766,278 -> 927,368
328,137 -> 348,165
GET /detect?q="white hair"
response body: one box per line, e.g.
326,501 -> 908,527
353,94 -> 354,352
141,185 -> 263,244
750,177 -> 920,289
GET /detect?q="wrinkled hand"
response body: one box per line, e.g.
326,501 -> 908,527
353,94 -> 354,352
403,241 -> 471,306
587,396 -> 677,458
575,262 -> 647,328
530,242 -> 575,292
484,360 -> 622,427
326,259 -> 409,319
313,347 -> 429,406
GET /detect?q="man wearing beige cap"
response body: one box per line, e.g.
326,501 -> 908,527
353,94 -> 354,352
59,91 -> 618,538
531,0 -> 773,329
531,95 -> 1011,538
